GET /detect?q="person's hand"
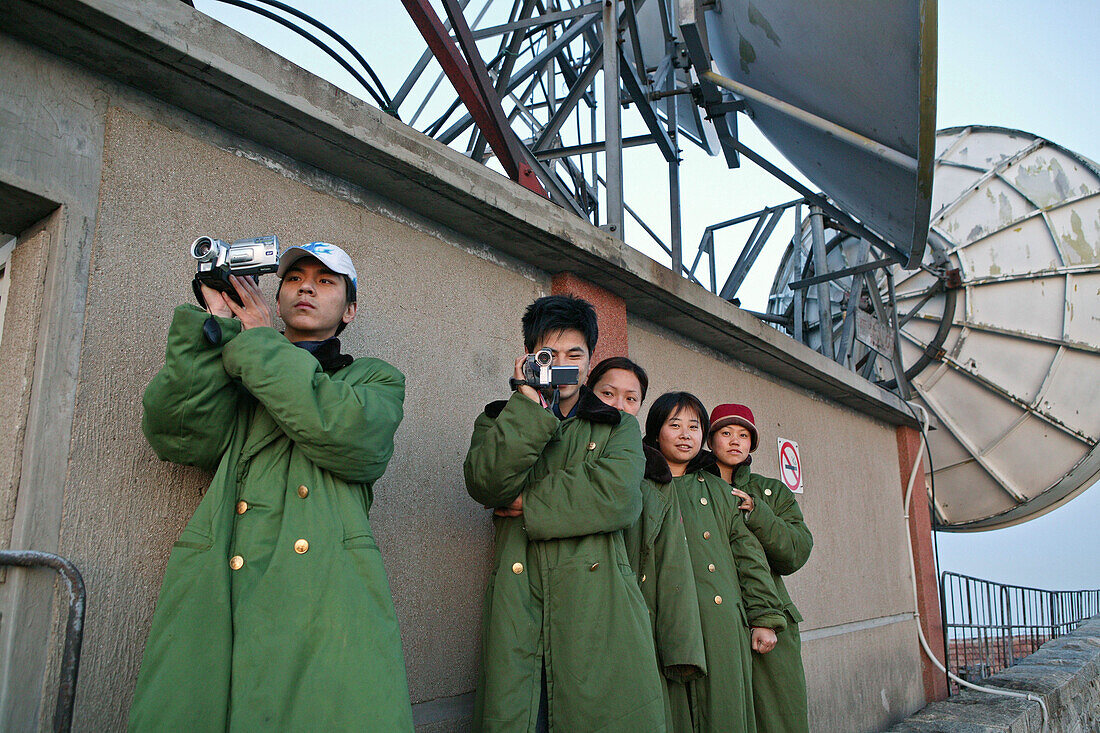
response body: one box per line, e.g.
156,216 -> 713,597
751,627 -> 777,654
223,275 -> 273,331
199,283 -> 232,319
731,487 -> 755,512
513,356 -> 544,405
493,494 -> 524,518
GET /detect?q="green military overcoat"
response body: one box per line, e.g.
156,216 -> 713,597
730,462 -> 813,733
623,445 -> 707,732
666,453 -> 788,733
464,388 -> 666,732
129,305 -> 413,732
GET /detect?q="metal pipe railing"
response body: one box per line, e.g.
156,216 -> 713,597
940,570 -> 1100,694
0,550 -> 86,732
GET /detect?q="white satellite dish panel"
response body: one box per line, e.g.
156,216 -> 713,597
897,126 -> 1100,530
765,127 -> 1100,530
702,0 -> 937,266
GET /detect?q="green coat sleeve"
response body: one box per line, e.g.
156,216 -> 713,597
464,391 -> 559,508
521,414 -> 644,540
652,491 -> 706,680
745,478 -> 814,576
220,327 -> 404,484
142,305 -> 243,472
728,512 -> 787,632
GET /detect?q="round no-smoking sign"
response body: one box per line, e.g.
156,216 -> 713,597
776,438 -> 803,494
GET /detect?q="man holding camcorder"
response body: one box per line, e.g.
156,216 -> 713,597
464,295 -> 666,732
129,241 -> 414,731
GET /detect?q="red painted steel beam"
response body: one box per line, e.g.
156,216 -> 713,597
400,0 -> 548,197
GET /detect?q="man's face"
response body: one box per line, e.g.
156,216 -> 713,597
276,257 -> 356,342
709,424 -> 753,468
533,328 -> 590,402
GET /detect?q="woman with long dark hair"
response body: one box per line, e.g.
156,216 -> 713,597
644,391 -> 787,732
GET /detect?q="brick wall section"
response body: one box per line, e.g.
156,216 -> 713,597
550,272 -> 628,365
897,425 -> 950,703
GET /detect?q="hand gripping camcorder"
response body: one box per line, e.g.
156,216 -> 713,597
190,235 -> 280,306
514,347 -> 580,390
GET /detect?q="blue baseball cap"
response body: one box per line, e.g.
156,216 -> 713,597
277,242 -> 358,296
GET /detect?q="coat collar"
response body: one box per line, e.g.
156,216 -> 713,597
642,442 -> 673,483
482,386 -> 622,424
641,444 -> 716,482
704,454 -> 752,484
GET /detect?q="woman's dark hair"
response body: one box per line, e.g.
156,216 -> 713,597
587,357 -> 649,401
644,391 -> 709,446
522,295 -> 598,354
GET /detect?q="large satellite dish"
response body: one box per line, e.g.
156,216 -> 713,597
767,126 -> 1100,530
679,0 -> 938,267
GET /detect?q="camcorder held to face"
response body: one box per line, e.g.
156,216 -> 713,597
521,348 -> 579,389
191,235 -> 280,306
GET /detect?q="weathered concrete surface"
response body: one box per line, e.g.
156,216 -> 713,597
0,28 -> 105,732
889,615 -> 1100,732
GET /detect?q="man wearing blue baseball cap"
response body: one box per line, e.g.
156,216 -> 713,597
131,242 -> 415,731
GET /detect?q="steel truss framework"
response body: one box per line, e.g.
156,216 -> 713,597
395,0 -> 910,302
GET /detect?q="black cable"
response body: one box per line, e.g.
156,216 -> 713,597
205,0 -> 397,117
243,0 -> 395,110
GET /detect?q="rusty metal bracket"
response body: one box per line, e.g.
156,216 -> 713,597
0,550 -> 86,733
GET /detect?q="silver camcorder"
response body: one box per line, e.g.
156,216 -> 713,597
191,235 -> 280,306
522,347 -> 579,389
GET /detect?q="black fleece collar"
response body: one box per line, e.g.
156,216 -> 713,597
704,455 -> 753,483
483,386 -> 622,424
641,443 -> 717,482
294,337 -> 353,372
642,443 -> 673,483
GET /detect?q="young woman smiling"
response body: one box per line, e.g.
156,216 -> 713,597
643,391 -> 787,732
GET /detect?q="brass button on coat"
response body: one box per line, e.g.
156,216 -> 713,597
697,474 -> 705,482
702,531 -> 711,540
700,497 -> 708,506
236,500 -> 248,514
229,555 -> 244,570
764,488 -> 773,496
297,485 -> 309,498
589,562 -> 599,571
714,595 -> 723,605
641,574 -> 647,582
294,539 -> 309,554
708,563 -> 716,572
586,442 -> 596,451
512,562 -> 524,574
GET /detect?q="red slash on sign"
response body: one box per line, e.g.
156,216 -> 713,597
776,438 -> 803,494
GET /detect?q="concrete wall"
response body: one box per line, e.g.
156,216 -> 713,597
0,3 -> 928,731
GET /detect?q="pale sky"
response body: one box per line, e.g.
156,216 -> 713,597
192,0 -> 1100,590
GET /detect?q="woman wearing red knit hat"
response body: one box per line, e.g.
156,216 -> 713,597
708,403 -> 813,733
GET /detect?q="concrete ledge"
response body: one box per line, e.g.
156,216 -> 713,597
888,615 -> 1100,732
0,0 -> 917,427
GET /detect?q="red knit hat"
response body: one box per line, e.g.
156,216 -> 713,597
708,403 -> 759,452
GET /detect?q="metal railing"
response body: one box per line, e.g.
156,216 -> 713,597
0,550 -> 86,733
940,571 -> 1100,694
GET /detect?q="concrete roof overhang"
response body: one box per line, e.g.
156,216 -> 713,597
0,0 -> 918,427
